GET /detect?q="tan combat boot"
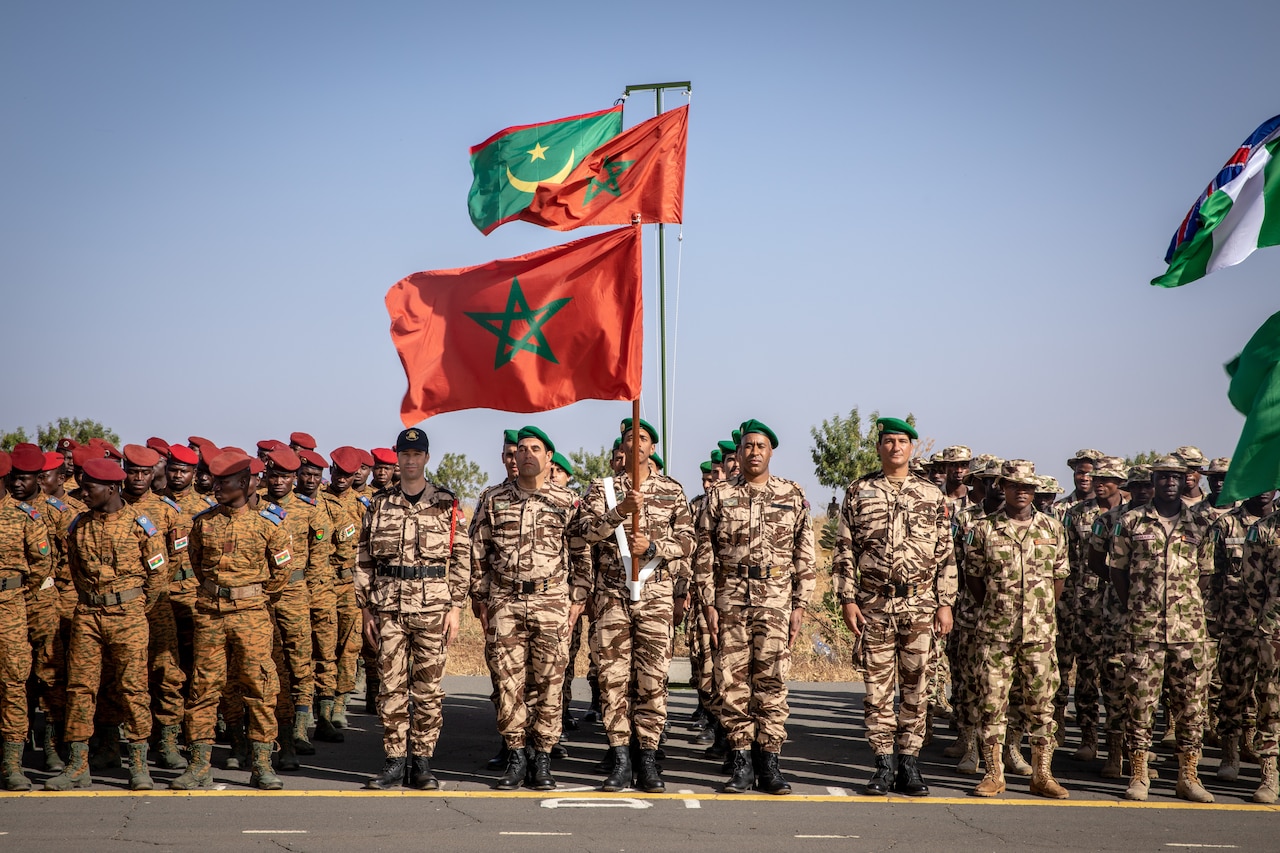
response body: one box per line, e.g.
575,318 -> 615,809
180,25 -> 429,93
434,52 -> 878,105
1124,749 -> 1151,801
957,730 -> 981,774
170,743 -> 213,790
331,694 -> 349,729
1174,750 -> 1214,803
972,741 -> 1006,797
1004,727 -> 1032,777
1242,726 -> 1260,764
1253,755 -> 1278,804
1216,734 -> 1240,781
1072,725 -> 1097,762
156,724 -> 187,770
1030,742 -> 1069,799
1100,732 -> 1124,779
43,742 -> 90,791
943,726 -> 969,759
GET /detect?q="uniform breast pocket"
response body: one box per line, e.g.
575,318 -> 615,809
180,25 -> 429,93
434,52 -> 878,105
717,504 -> 751,552
533,509 -> 568,556
369,518 -> 404,560
416,510 -> 451,561
906,509 -> 936,541
767,507 -> 798,552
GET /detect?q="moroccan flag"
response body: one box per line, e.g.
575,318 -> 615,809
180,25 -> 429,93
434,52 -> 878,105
518,105 -> 688,231
386,226 -> 642,425
1153,115 -> 1280,288
1219,310 -> 1280,504
468,105 -> 623,235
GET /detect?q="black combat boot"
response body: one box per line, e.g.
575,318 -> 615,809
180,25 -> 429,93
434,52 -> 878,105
363,671 -> 379,716
582,675 -> 602,723
495,745 -> 527,790
563,708 -> 579,732
529,751 -> 556,791
409,756 -> 439,791
366,756 -> 407,790
600,745 -> 632,791
723,749 -> 754,793
863,753 -> 897,795
636,749 -> 665,793
755,749 -> 791,795
551,732 -> 569,760
689,703 -> 706,724
894,753 -> 929,796
704,721 -> 729,760
486,743 -> 510,771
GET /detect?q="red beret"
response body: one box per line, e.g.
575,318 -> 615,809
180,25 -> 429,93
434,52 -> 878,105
145,437 -> 171,455
10,443 -> 46,473
81,458 -> 126,483
266,446 -> 301,472
299,450 -> 328,469
0,451 -> 10,479
101,443 -> 123,461
191,440 -> 219,461
187,436 -> 212,448
290,432 -> 317,450
168,445 -> 199,465
220,445 -> 247,455
71,446 -> 101,467
372,447 -> 397,465
249,458 -> 265,476
42,452 -> 64,472
356,449 -> 375,468
256,439 -> 285,452
208,451 -> 253,477
123,444 -> 162,468
330,446 -> 361,474
56,438 -> 78,452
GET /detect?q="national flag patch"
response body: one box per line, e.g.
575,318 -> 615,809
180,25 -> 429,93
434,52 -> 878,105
314,530 -> 325,541
173,536 -> 188,551
37,540 -> 50,556
147,553 -> 166,571
273,549 -> 292,566
341,524 -> 356,540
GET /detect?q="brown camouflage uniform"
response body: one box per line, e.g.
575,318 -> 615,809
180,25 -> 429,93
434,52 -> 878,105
321,487 -> 364,698
356,483 -> 469,758
470,480 -> 591,753
685,493 -> 716,712
694,475 -> 815,753
950,499 -> 995,737
35,493 -> 79,730
166,487 -> 217,678
0,495 -> 53,745
580,471 -> 695,749
833,472 -> 956,756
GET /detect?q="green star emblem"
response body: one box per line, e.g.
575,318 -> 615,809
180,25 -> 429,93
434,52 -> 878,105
466,277 -> 572,369
583,157 -> 634,205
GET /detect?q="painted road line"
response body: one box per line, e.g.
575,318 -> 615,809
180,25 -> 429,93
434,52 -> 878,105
243,830 -> 308,834
678,788 -> 701,809
501,832 -> 572,836
541,796 -> 651,809
796,835 -> 859,839
1165,846 -> 1238,849
825,787 -> 851,796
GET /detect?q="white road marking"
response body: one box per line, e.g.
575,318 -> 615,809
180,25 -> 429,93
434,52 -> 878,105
796,835 -> 860,839
243,830 -> 308,834
825,786 -> 851,796
1165,846 -> 1238,850
678,788 -> 701,808
214,784 -> 228,791
501,832 -> 573,836
553,785 -> 596,793
540,796 -> 651,810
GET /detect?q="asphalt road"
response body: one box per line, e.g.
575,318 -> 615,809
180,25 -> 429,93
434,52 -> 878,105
1,676 -> 1275,852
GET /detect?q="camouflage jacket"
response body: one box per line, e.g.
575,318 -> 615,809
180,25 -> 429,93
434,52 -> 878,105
469,479 -> 592,604
832,472 -> 956,615
39,492 -> 81,587
963,509 -> 1068,643
1240,510 -> 1280,641
1209,505 -> 1266,634
320,486 -> 360,581
356,482 -> 470,613
694,474 -> 816,612
952,500 -> 998,629
0,493 -> 53,602
67,505 -> 169,606
124,491 -> 191,591
1194,496 -> 1235,526
1109,502 -> 1213,643
190,502 -> 293,612
580,471 -> 695,602
274,491 -> 333,594
1064,498 -> 1124,620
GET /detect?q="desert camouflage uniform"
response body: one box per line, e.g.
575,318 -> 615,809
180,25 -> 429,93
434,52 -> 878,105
471,480 -> 591,752
63,505 -> 168,744
357,483 -> 469,758
1110,502 -> 1214,756
321,487 -> 363,698
166,487 -> 217,679
949,501 -> 993,737
685,494 -> 716,712
1051,492 -> 1090,727
965,509 -> 1069,747
833,472 -> 956,756
0,495 -> 53,746
1210,506 -> 1266,739
580,471 -> 695,749
35,493 -> 79,732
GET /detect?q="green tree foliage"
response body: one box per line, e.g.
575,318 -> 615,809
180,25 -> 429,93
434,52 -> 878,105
428,452 -> 488,501
2,417 -> 119,452
568,445 -> 613,494
1125,450 -> 1161,466
809,408 -> 916,494
0,427 -> 31,452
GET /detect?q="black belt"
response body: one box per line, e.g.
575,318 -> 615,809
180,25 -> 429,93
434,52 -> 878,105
497,576 -> 562,594
376,564 -> 446,580
728,564 -> 789,580
0,575 -> 26,592
171,567 -> 196,583
861,577 -> 927,598
604,568 -> 667,586
81,587 -> 143,607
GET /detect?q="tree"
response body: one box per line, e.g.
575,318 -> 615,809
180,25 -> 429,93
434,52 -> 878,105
428,453 -> 488,502
568,445 -> 613,494
0,427 -> 30,452
809,408 -> 916,495
1125,450 -> 1161,466
35,417 -> 119,451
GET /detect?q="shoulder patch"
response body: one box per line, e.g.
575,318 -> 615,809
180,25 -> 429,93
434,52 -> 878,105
259,510 -> 283,526
135,515 -> 159,537
45,496 -> 67,512
297,493 -> 316,506
16,501 -> 41,521
160,496 -> 182,513
264,502 -> 286,520
1247,525 -> 1259,543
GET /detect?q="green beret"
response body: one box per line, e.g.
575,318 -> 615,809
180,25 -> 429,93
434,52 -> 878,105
620,417 -> 660,444
876,417 -> 918,441
516,425 -> 555,453
739,418 -> 778,449
717,440 -> 737,455
550,451 -> 574,477
502,429 -> 520,446
699,461 -> 713,474
611,436 -> 622,450
731,429 -> 742,445
710,449 -> 724,464
649,452 -> 664,470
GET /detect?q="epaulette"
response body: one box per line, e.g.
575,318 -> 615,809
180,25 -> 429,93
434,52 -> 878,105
45,496 -> 67,512
357,495 -> 372,510
135,515 -> 159,537
16,501 -> 41,520
202,496 -> 217,507
193,505 -> 221,522
159,495 -> 182,514
263,502 -> 287,521
260,509 -> 283,526
296,493 -> 316,506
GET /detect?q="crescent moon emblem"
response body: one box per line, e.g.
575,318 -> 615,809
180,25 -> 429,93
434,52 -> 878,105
506,148 -> 575,194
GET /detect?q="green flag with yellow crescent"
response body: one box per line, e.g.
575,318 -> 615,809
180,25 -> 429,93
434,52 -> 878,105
468,105 -> 623,235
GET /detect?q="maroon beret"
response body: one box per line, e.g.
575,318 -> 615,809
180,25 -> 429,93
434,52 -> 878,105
42,452 -> 64,472
299,450 -> 328,469
187,435 -> 213,448
101,443 -> 123,461
249,458 -> 265,476
71,446 -> 101,467
168,445 -> 199,465
145,437 -> 171,455
122,444 -> 162,468
290,432 -> 317,450
266,446 -> 301,472
256,439 -> 285,452
330,446 -> 361,474
372,447 -> 397,465
208,451 -> 253,477
356,449 -> 375,468
10,443 -> 46,473
56,438 -> 78,452
81,458 -> 126,483
0,451 -> 10,479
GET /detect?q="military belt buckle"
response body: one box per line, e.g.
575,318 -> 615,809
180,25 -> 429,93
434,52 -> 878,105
172,567 -> 195,583
0,575 -> 25,592
289,569 -> 307,584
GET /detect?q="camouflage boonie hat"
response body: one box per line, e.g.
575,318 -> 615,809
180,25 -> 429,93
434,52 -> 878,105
965,454 -> 1005,483
1205,457 -> 1230,474
1067,448 -> 1105,468
997,459 -> 1038,486
928,451 -> 945,464
1150,454 -> 1188,473
1091,455 -> 1127,480
1173,445 -> 1207,469
940,445 -> 972,463
1036,475 -> 1064,494
1126,464 -> 1152,485
909,456 -> 928,475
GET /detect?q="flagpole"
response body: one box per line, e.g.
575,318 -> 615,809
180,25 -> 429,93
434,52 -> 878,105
630,397 -> 642,584
625,80 -> 691,474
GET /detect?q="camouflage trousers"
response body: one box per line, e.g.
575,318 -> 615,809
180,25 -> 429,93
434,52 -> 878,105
860,610 -> 932,756
186,605 -> 278,743
715,604 -> 790,753
335,581 -> 361,696
169,587 -> 197,691
948,623 -> 980,730
925,634 -> 951,709
226,584 -> 313,725
309,582 -> 338,698
595,590 -> 673,750
1071,609 -> 1106,734
687,591 -> 716,710
64,597 -> 151,743
0,592 -> 31,743
485,592 -> 569,753
1052,596 -> 1076,715
562,612 -> 596,708
370,607 -> 447,757
27,585 -> 64,723
1216,629 -> 1261,734
1256,640 -> 1280,757
146,595 -> 186,728
976,637 -> 1060,747
1124,640 -> 1210,755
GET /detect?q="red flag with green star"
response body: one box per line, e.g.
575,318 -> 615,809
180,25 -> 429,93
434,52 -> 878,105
385,226 -> 642,425
518,106 -> 687,231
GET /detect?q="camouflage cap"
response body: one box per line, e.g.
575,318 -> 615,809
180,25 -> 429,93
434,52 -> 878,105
940,445 -> 972,463
1091,455 -> 1127,480
1126,464 -> 1152,485
964,455 -> 1005,483
1173,445 -> 1207,469
1067,448 -> 1105,468
1205,457 -> 1230,474
910,456 -> 928,474
928,451 -> 945,464
1036,475 -> 1064,494
997,459 -> 1038,486
1149,454 -> 1188,473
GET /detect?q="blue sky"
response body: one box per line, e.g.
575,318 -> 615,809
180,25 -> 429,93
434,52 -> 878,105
4,1 -> 1278,499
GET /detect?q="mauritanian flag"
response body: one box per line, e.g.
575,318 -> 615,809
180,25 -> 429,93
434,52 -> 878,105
1153,115 -> 1280,288
518,105 -> 688,231
467,105 -> 623,235
385,226 -> 642,425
